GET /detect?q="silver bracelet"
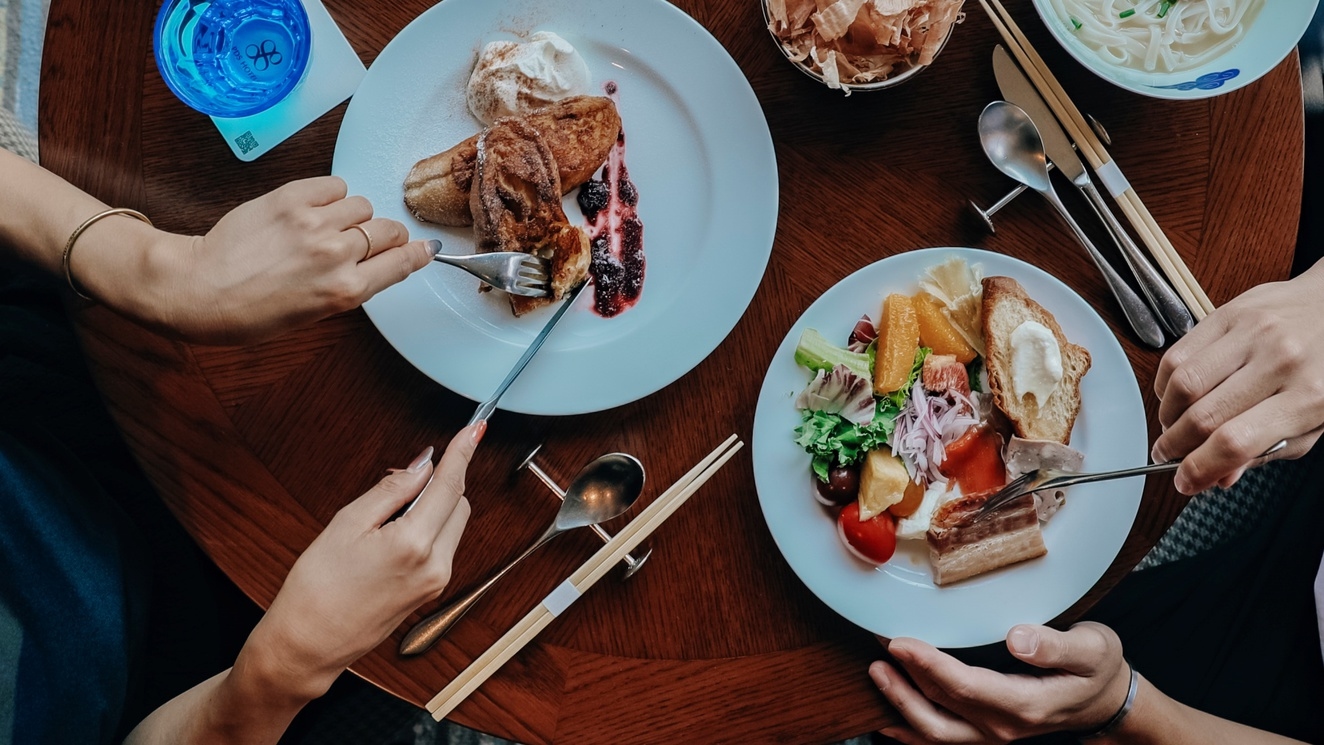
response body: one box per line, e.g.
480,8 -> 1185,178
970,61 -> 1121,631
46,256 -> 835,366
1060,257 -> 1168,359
1078,660 -> 1139,741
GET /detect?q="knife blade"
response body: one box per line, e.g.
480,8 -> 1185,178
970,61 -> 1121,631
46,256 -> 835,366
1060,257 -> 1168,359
992,45 -> 1085,182
990,45 -> 1194,337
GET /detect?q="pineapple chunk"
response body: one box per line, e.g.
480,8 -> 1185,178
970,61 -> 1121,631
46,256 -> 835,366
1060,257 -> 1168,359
858,450 -> 910,520
874,294 -> 919,396
915,293 -> 977,364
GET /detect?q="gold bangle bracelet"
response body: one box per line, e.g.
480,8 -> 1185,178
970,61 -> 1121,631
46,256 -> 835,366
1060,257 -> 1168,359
61,207 -> 154,302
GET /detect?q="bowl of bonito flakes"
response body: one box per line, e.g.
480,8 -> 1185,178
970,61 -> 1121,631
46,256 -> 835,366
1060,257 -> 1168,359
763,0 -> 966,93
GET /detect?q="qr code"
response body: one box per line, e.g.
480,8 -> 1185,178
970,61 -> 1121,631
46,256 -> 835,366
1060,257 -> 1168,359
235,131 -> 259,155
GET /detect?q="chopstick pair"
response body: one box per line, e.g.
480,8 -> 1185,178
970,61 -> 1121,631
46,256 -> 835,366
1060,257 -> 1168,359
976,0 -> 1215,320
425,434 -> 745,720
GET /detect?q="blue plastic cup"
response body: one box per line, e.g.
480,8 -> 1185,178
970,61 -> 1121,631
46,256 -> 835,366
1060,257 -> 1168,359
154,0 -> 312,119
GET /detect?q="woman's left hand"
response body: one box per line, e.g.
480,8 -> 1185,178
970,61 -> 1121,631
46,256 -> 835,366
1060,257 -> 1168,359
870,623 -> 1131,744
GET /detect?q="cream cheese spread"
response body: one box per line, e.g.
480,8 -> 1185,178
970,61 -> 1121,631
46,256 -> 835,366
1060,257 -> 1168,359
1009,320 -> 1063,407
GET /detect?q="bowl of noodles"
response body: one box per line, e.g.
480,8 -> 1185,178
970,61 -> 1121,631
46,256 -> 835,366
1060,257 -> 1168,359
1031,0 -> 1319,99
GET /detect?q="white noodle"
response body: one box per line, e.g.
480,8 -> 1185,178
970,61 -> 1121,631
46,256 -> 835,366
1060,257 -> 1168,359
1049,0 -> 1261,73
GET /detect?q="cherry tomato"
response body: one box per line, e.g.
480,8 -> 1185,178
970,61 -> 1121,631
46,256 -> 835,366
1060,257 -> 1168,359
837,502 -> 898,565
814,466 -> 860,506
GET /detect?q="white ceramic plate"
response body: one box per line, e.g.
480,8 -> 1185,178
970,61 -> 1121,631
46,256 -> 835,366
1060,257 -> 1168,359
332,0 -> 777,415
1030,0 -> 1319,100
752,248 -> 1146,649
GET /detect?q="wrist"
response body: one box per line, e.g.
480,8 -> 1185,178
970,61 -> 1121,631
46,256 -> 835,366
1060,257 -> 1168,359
72,216 -> 195,330
1075,659 -> 1138,739
237,615 -> 342,705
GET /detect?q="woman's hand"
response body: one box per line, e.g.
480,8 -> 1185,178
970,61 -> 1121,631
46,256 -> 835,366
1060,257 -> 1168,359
234,423 -> 481,702
1151,266 -> 1324,494
870,623 -> 1131,744
83,176 -> 439,345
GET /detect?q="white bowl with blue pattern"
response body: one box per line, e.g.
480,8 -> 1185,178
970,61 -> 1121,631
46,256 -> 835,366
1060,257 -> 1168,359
1031,0 -> 1319,100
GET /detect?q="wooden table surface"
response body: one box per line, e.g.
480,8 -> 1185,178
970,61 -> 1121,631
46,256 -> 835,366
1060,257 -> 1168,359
39,0 -> 1303,742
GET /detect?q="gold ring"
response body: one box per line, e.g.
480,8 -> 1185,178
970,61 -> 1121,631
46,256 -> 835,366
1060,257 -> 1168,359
351,224 -> 374,261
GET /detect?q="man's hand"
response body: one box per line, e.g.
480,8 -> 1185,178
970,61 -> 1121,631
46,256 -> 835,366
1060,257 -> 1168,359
1152,267 -> 1324,494
871,623 -> 1131,744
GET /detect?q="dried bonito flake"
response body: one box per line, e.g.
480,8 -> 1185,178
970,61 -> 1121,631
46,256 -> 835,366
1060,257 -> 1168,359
767,0 -> 965,92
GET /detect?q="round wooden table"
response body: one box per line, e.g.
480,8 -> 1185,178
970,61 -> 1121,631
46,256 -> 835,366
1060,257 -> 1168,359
39,1 -> 1303,742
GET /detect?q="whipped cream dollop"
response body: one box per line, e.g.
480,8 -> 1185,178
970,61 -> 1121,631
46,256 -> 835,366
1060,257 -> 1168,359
1009,321 -> 1063,407
467,31 -> 590,125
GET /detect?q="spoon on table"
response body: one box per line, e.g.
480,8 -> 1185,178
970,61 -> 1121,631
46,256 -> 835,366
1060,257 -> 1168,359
398,452 -> 646,656
978,101 -> 1165,349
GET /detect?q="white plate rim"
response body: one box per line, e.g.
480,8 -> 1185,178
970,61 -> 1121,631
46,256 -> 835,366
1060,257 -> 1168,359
331,0 -> 778,415
752,247 -> 1146,648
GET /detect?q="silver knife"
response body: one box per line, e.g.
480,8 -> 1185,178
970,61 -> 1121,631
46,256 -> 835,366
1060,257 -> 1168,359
469,280 -> 589,425
992,45 -> 1194,338
398,281 -> 588,518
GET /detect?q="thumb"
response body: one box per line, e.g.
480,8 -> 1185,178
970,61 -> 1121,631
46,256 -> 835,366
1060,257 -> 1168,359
357,238 -> 442,300
341,446 -> 435,527
1006,623 -> 1115,677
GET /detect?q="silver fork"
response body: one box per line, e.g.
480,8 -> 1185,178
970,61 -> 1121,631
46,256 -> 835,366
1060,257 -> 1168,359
428,240 -> 551,297
973,440 -> 1288,522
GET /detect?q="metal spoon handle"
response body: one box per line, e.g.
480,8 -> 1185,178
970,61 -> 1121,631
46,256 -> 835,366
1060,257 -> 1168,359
399,522 -> 562,656
1039,187 -> 1165,348
1077,179 -> 1194,337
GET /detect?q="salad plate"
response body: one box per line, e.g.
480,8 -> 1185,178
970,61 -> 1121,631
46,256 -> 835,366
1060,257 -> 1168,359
751,247 -> 1145,648
331,0 -> 777,415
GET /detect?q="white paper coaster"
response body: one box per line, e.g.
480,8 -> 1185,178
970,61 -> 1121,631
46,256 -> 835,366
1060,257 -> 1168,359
211,0 -> 366,161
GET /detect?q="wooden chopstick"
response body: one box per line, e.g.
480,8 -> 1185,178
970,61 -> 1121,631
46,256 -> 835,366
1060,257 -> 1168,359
425,435 -> 744,720
977,0 -> 1216,320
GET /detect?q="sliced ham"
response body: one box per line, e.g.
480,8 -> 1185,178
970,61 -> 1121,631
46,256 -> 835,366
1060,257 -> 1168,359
1003,436 -> 1084,522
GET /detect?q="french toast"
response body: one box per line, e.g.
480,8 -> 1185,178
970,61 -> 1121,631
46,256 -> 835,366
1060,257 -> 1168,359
471,117 -> 590,316
404,95 -> 622,226
981,276 -> 1091,445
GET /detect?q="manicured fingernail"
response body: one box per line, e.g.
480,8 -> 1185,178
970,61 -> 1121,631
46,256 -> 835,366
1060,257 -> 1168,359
407,446 -> 434,473
426,239 -> 443,258
1151,444 -> 1166,464
471,420 -> 487,445
1008,627 -> 1038,655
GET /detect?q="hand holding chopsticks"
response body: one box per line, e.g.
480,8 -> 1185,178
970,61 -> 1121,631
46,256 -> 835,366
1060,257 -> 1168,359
424,435 -> 745,720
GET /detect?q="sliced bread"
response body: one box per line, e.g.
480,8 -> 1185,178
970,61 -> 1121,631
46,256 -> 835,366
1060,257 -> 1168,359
981,276 -> 1091,445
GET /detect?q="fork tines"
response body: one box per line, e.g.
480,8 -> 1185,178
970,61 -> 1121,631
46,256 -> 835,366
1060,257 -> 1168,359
515,256 -> 552,297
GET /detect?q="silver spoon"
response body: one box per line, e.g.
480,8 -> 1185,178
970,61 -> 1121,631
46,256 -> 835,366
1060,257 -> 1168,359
398,452 -> 646,656
978,101 -> 1165,349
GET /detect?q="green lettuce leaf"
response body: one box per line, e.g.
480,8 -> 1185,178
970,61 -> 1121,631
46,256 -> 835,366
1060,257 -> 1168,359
794,402 -> 899,482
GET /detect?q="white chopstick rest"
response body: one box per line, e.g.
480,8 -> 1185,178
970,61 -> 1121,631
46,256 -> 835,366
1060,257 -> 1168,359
1095,159 -> 1131,199
541,579 -> 581,617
